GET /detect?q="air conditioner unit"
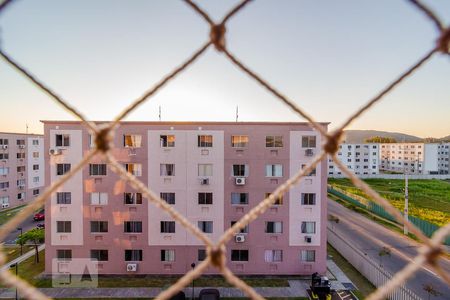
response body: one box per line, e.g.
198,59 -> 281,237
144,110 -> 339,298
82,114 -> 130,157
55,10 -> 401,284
1,203 -> 9,208
235,234 -> 245,243
1,145 -> 7,150
49,148 -> 62,156
126,263 -> 137,272
18,186 -> 25,190
305,149 -> 314,157
305,236 -> 312,243
235,177 -> 246,185
19,145 -> 25,149
200,178 -> 209,185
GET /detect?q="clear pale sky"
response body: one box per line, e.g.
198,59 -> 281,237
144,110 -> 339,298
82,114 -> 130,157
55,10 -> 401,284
0,0 -> 449,137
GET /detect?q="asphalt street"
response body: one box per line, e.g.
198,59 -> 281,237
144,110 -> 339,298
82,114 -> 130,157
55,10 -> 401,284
328,199 -> 450,300
2,215 -> 41,244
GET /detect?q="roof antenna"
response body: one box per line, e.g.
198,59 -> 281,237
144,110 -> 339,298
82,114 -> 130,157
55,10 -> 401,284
236,106 -> 239,122
159,106 -> 161,122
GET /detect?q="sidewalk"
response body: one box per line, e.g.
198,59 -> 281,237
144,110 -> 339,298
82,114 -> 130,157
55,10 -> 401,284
0,244 -> 45,271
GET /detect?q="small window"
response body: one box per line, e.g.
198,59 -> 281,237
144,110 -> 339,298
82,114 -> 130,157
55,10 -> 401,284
265,164 -> 283,177
57,249 -> 72,261
90,192 -> 108,205
264,250 -> 283,262
301,221 -> 316,234
125,249 -> 143,261
32,152 -> 39,158
301,193 -> 316,205
56,192 -> 71,204
160,192 -> 175,204
160,135 -> 175,147
124,193 -> 143,205
32,139 -> 39,146
0,139 -> 8,145
33,176 -> 39,183
17,179 -> 25,186
0,167 -> 8,175
124,163 -> 142,176
123,134 -> 142,148
231,250 -> 248,261
33,189 -> 39,196
231,193 -> 248,205
90,250 -> 108,261
89,164 -> 107,176
300,250 -> 315,262
232,164 -> 248,177
0,153 -> 9,160
265,136 -> 283,147
198,164 -> 213,176
265,221 -> 283,233
198,192 -> 213,205
17,166 -> 25,172
301,164 -> 316,176
265,193 -> 283,205
231,135 -> 248,148
56,221 -> 72,233
17,193 -> 25,200
160,221 -> 175,233
55,134 -> 70,147
198,221 -> 213,233
230,221 -> 248,234
124,221 -> 142,233
198,135 -> 213,147
160,164 -> 175,176
160,249 -> 175,262
33,164 -> 39,171
16,139 -> 25,145
90,221 -> 108,233
302,136 -> 316,148
198,249 -> 207,261
0,182 -> 9,189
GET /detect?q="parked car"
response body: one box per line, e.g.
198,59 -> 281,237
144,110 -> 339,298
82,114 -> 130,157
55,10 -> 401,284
36,223 -> 45,229
199,289 -> 220,300
33,212 -> 45,221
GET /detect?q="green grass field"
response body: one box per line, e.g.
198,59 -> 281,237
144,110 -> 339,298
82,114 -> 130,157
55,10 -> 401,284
328,178 -> 450,226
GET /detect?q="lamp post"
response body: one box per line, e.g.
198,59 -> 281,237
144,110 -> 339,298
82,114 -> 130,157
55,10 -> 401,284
17,227 -> 23,256
9,263 -> 18,300
191,262 -> 196,300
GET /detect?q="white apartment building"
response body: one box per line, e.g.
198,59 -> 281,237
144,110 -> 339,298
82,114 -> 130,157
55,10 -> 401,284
328,143 -> 379,176
380,143 -> 439,174
438,143 -> 450,174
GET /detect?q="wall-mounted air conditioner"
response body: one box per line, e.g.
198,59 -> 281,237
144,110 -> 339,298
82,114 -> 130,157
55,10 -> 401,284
49,148 -> 62,156
126,263 -> 137,272
19,145 -> 25,149
1,203 -> 9,208
235,234 -> 245,243
1,145 -> 7,150
305,149 -> 314,157
305,236 -> 312,243
235,177 -> 245,185
200,178 -> 209,185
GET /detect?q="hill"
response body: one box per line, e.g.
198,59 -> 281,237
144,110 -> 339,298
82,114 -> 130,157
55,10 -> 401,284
343,130 -> 423,143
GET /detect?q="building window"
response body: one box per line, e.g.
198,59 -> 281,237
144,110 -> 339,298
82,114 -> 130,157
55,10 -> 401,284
125,250 -> 143,261
32,152 -> 39,158
56,221 -> 72,233
198,164 -> 213,177
301,221 -> 316,234
0,196 -> 9,206
198,192 -> 213,205
124,163 -> 142,176
160,192 -> 175,205
265,164 -> 283,177
198,221 -> 213,233
123,134 -> 142,148
0,153 -> 9,160
124,221 -> 142,233
57,249 -> 72,261
16,139 -> 25,146
17,193 -> 25,200
302,136 -> 316,148
0,167 -> 9,175
265,221 -> 283,233
300,250 -> 315,262
160,135 -> 175,147
33,189 -> 39,196
230,221 -> 249,234
55,134 -> 70,147
231,193 -> 249,205
231,135 -> 248,148
232,164 -> 248,177
301,193 -> 316,205
0,182 -> 9,189
17,179 -> 26,187
56,164 -> 71,176
90,221 -> 108,233
264,250 -> 283,262
160,164 -> 175,176
17,166 -> 25,172
198,249 -> 207,261
160,250 -> 175,262
198,135 -> 213,147
0,139 -> 8,145
56,192 -> 71,204
231,250 -> 248,261
33,176 -> 39,183
89,164 -> 107,176
265,136 -> 283,147
264,193 -> 283,205
32,139 -> 39,145
90,192 -> 108,205
33,164 -> 39,171
160,221 -> 175,233
90,250 -> 108,261
301,164 -> 316,176
124,193 -> 142,205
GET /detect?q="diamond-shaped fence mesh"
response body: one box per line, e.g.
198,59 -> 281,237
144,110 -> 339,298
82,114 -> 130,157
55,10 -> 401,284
0,0 -> 449,300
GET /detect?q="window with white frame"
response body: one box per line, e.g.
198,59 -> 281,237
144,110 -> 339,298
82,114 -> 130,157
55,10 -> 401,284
123,134 -> 142,148
55,134 -> 70,147
32,139 -> 39,145
16,139 -> 25,146
160,135 -> 175,147
90,192 -> 108,205
231,250 -> 248,261
57,249 -> 72,261
301,193 -> 316,205
33,176 -> 39,183
124,221 -> 142,233
33,164 -> 39,171
0,167 -> 9,175
301,221 -> 316,234
198,192 -> 213,205
231,135 -> 248,148
160,164 -> 175,176
56,221 -> 72,233
0,196 -> 9,205
17,179 -> 25,187
265,136 -> 283,148
16,193 -> 25,200
160,221 -> 175,233
301,136 -> 316,148
56,192 -> 71,204
124,193 -> 143,204
56,164 -> 71,176
300,250 -> 315,262
231,192 -> 249,205
17,166 -> 25,172
198,249 -> 207,261
32,152 -> 39,158
160,192 -> 175,204
265,221 -> 283,233
89,164 -> 107,176
264,250 -> 283,262
198,135 -> 213,147
0,153 -> 8,160
0,182 -> 9,189
232,164 -> 248,177
198,164 -> 213,176
230,221 -> 248,234
91,250 -> 108,261
90,221 -> 108,233
198,221 -> 213,233
265,164 -> 283,177
0,139 -> 8,145
160,249 -> 175,262
124,163 -> 142,176
125,250 -> 143,261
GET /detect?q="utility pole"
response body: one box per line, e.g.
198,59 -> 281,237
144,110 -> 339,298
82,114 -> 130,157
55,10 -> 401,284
404,171 -> 409,235
236,106 -> 239,122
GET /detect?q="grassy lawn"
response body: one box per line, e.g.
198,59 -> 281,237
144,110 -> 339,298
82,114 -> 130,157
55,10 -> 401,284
54,298 -> 309,300
328,244 -> 375,299
0,205 -> 26,226
328,178 -> 450,226
1,245 -> 35,263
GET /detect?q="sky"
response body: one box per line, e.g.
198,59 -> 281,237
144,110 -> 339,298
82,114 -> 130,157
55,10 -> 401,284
0,0 -> 449,138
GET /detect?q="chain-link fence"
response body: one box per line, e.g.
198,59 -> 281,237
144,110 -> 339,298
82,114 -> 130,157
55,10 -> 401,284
0,1 -> 449,300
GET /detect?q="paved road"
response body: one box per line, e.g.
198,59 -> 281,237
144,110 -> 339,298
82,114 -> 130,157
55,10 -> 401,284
2,216 -> 41,244
328,199 -> 450,300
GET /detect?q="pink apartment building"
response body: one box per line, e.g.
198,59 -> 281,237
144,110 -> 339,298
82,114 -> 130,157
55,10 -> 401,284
0,132 -> 45,209
43,121 -> 328,275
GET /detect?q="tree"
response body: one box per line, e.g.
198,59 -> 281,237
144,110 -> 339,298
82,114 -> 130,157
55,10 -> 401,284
364,136 -> 397,143
378,246 -> 391,267
16,228 -> 44,263
423,284 -> 442,300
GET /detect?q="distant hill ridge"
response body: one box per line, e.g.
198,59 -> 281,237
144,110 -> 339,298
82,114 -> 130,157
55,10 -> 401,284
343,130 -> 450,144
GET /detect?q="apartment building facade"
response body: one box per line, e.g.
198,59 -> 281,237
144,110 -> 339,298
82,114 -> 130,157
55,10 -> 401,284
438,143 -> 450,174
380,143 -> 439,174
43,121 -> 328,275
328,143 -> 379,176
0,132 -> 45,209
